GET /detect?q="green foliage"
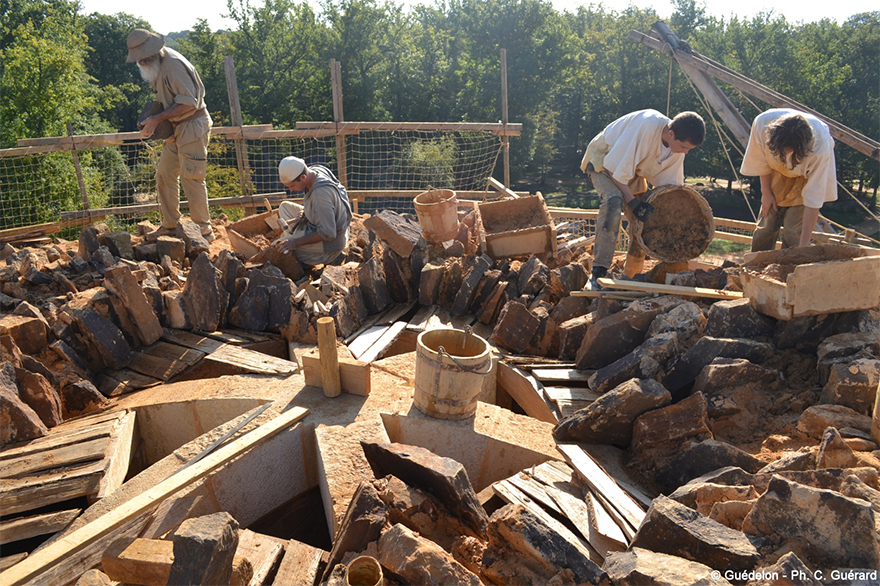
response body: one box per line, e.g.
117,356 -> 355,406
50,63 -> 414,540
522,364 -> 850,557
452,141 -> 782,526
392,136 -> 457,189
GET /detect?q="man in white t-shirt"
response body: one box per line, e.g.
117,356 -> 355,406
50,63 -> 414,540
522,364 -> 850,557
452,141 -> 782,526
740,109 -> 837,251
580,109 -> 706,289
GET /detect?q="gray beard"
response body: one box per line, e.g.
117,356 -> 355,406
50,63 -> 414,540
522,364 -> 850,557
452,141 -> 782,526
137,60 -> 160,83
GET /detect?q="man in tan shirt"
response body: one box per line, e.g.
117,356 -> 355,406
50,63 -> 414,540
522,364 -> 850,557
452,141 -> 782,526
126,29 -> 214,241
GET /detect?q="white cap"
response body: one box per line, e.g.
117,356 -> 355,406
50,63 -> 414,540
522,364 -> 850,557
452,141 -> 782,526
279,156 -> 306,183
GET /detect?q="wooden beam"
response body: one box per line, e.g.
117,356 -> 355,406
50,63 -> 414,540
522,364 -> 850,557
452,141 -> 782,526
101,537 -> 172,586
590,278 -> 744,300
631,27 -> 880,161
487,177 -> 520,199
0,437 -> 109,479
0,460 -> 105,518
0,406 -> 310,586
300,353 -> 371,396
0,509 -> 80,546
294,121 -> 522,136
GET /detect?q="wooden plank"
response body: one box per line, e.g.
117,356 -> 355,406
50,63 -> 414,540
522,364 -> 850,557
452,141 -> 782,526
142,341 -> 206,365
0,555 -> 26,574
542,387 -> 601,404
530,369 -> 592,384
347,325 -> 389,360
0,509 -> 80,546
0,437 -> 109,479
235,529 -> 285,586
492,480 -> 602,565
139,495 -> 203,540
376,301 -> 417,326
126,350 -> 190,382
205,344 -> 298,376
96,369 -> 162,397
487,177 -> 520,199
272,539 -> 323,586
161,329 -> 224,353
0,406 -> 310,586
586,491 -> 630,548
300,353 -> 371,396
0,421 -> 116,462
556,444 -> 645,533
595,278 -> 743,300
101,537 -> 173,586
406,305 -> 437,332
496,363 -> 558,424
0,460 -> 105,517
357,322 -> 408,364
99,411 -> 137,499
505,473 -> 564,516
570,289 -> 648,300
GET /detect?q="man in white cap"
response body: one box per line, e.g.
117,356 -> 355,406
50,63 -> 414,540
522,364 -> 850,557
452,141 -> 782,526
274,157 -> 353,267
126,28 -> 214,242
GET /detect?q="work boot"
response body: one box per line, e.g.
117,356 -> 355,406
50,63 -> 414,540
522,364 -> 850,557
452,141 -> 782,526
144,225 -> 176,242
199,224 -> 215,243
586,266 -> 608,291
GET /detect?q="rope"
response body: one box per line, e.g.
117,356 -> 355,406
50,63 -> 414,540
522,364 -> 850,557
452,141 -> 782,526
669,47 -> 758,222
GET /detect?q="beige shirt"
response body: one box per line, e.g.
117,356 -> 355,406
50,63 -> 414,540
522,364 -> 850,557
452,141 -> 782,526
152,48 -> 210,146
580,109 -> 685,195
740,108 -> 837,209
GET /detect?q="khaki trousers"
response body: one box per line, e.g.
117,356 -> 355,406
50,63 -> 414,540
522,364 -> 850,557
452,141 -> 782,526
156,131 -> 210,229
750,205 -> 805,252
587,166 -> 645,271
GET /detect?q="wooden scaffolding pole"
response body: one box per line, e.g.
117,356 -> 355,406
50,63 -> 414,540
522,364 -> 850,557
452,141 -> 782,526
500,49 -> 510,188
224,56 -> 256,213
330,59 -> 348,189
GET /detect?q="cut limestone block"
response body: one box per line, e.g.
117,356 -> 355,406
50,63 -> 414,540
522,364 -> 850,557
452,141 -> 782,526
741,244 -> 880,320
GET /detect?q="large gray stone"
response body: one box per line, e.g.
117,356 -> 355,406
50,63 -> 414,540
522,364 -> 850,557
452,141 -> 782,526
631,495 -> 761,572
183,252 -> 227,332
742,475 -> 880,569
490,301 -> 540,355
663,337 -> 774,397
656,440 -> 767,494
704,298 -> 775,339
15,368 -> 62,428
589,333 -> 680,394
229,287 -> 269,331
815,426 -> 860,469
746,552 -> 822,586
451,255 -> 492,316
631,392 -> 713,472
60,379 -> 108,419
816,332 -> 880,384
553,378 -> 670,446
167,512 -> 239,586
482,504 -> 609,585
360,441 -> 488,538
576,296 -> 683,370
175,221 -> 210,258
517,255 -> 549,296
103,264 -> 163,346
98,232 -> 134,260
358,256 -> 391,315
604,547 -> 732,586
798,404 -> 872,439
647,301 -> 706,343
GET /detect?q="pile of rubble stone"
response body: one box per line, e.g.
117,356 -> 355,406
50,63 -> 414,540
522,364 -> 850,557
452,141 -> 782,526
2,204 -> 880,584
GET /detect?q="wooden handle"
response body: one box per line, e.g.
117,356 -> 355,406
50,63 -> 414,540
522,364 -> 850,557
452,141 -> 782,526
317,317 -> 342,398
263,198 -> 273,212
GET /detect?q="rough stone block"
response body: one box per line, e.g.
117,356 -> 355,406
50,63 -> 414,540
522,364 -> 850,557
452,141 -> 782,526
168,512 -> 240,586
798,404 -> 872,439
631,392 -> 713,471
184,252 -> 227,332
656,439 -> 767,494
360,441 -> 488,538
61,379 -> 108,418
419,262 -> 445,306
742,475 -> 879,569
363,210 -> 424,258
662,337 -> 775,397
103,264 -> 163,346
490,301 -> 540,355
156,236 -> 186,265
517,255 -> 548,296
553,378 -> 670,446
604,547 -> 732,586
0,361 -> 48,446
589,333 -> 680,395
0,314 -> 47,355
631,496 -> 761,571
704,298 -> 775,339
379,523 -> 480,586
98,232 -> 134,260
15,368 -> 62,428
451,255 -> 492,317
820,358 -> 880,416
357,257 -> 391,315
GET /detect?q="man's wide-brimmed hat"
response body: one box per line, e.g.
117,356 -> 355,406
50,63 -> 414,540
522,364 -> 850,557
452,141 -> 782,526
126,29 -> 165,63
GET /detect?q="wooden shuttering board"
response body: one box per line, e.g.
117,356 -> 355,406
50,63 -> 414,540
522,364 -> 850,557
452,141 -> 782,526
543,387 -> 601,418
529,369 -> 593,384
595,277 -> 743,300
161,329 -> 297,375
0,509 -> 80,546
0,437 -> 109,479
496,363 -> 558,424
0,460 -> 105,518
0,406 -> 310,586
272,539 -> 324,586
235,529 -> 286,586
556,444 -> 645,534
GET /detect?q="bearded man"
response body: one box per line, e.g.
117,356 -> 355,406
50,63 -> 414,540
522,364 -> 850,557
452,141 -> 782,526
127,28 -> 214,242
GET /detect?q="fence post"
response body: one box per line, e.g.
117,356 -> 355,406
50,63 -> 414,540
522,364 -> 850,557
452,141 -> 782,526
224,56 -> 256,214
500,49 -> 510,189
66,123 -> 90,213
331,59 -> 353,211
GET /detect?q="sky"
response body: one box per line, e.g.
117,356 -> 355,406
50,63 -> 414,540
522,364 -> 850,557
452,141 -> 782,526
78,0 -> 876,37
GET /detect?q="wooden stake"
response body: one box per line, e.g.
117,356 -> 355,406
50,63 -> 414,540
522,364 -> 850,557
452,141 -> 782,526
317,317 -> 342,398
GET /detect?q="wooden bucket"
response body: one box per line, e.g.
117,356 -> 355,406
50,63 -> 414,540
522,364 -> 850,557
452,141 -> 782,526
414,328 -> 492,420
632,184 -> 715,262
414,188 -> 460,243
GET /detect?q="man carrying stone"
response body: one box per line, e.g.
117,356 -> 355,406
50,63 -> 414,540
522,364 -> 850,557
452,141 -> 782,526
741,108 -> 837,251
273,156 -> 353,267
127,28 -> 214,242
580,109 -> 705,290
